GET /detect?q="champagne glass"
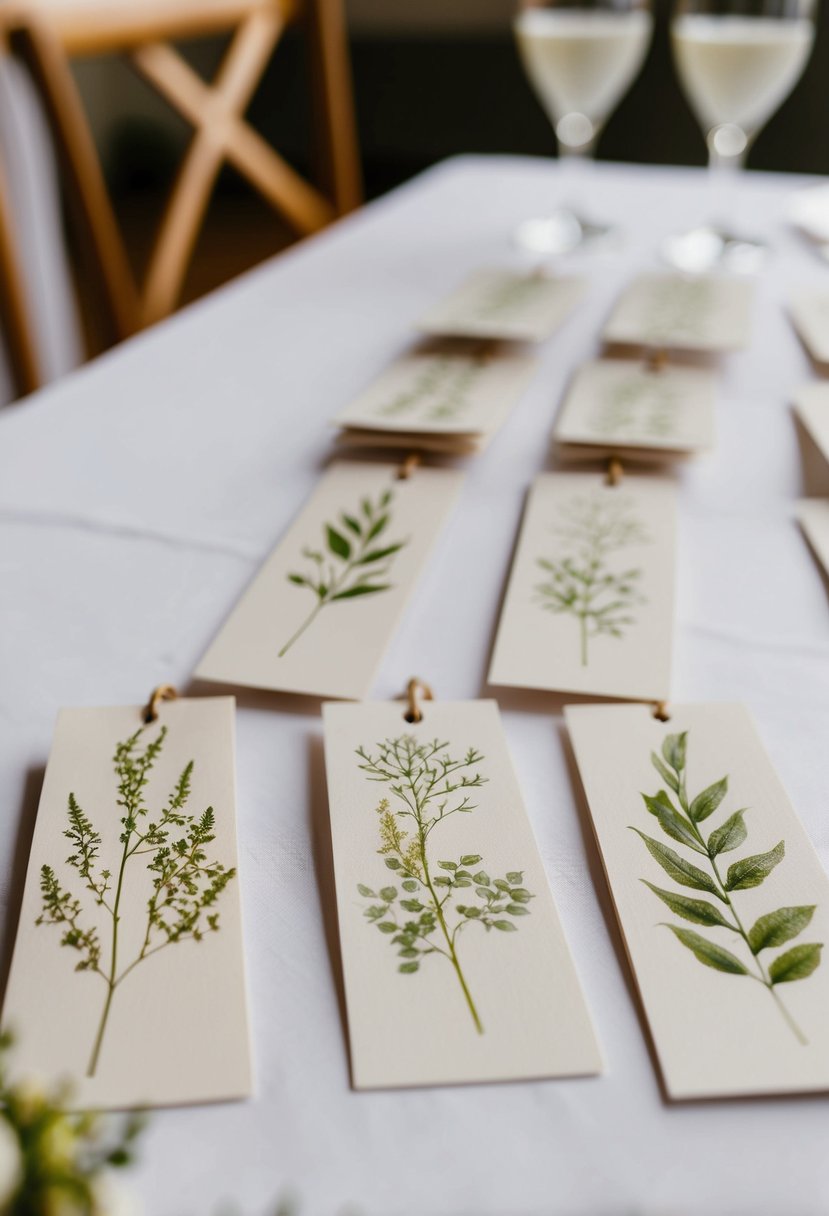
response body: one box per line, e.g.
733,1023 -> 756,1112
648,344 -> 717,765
514,0 -> 654,254
665,0 -> 815,271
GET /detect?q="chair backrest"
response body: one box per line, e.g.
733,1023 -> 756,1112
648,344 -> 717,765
0,0 -> 361,400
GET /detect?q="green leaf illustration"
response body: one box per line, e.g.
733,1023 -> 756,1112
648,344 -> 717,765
36,725 -> 235,1078
725,842 -> 785,892
635,732 -> 819,1045
279,487 -> 408,657
356,737 -> 533,1035
534,491 -> 649,667
664,926 -> 748,975
642,882 -> 734,928
748,907 -> 816,953
708,809 -> 748,857
630,830 -> 723,899
769,944 -> 823,984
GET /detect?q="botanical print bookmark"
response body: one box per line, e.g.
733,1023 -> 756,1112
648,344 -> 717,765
796,499 -> 829,579
603,273 -> 754,354
333,340 -> 537,451
789,290 -> 829,366
553,359 -> 716,458
489,471 -> 676,701
418,268 -> 585,343
1,696 -> 251,1109
565,703 -> 829,1099
196,461 -> 464,700
793,383 -> 829,468
323,698 -> 602,1089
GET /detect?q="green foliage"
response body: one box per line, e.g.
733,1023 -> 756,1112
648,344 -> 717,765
535,492 -> 648,667
633,731 -> 822,1045
279,488 -> 407,657
355,735 -> 532,1033
0,1032 -> 144,1215
36,726 -> 236,1078
376,352 -> 486,422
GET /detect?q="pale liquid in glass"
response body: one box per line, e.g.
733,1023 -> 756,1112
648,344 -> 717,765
514,8 -> 653,136
672,14 -> 814,139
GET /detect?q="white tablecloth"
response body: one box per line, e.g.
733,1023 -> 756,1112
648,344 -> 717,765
2,157 -> 829,1216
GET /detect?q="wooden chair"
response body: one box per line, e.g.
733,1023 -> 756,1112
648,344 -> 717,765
0,0 -> 361,395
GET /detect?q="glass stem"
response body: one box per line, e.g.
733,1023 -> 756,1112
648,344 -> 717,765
557,142 -> 595,218
706,133 -> 747,235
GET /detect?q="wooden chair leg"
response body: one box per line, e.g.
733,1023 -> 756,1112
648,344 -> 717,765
10,17 -> 140,347
0,152 -> 41,399
305,0 -> 362,214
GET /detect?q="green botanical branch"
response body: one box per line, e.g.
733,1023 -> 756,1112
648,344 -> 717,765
36,726 -> 236,1078
377,353 -> 485,422
356,735 -> 533,1034
632,730 -> 822,1045
279,488 -> 407,658
589,376 -> 679,439
535,492 -> 648,666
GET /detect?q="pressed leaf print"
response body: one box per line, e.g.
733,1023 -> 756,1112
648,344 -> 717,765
589,375 -> 680,440
355,735 -> 533,1034
376,354 -> 484,422
633,731 -> 822,1045
535,492 -> 649,666
36,725 -> 236,1077
279,488 -> 407,658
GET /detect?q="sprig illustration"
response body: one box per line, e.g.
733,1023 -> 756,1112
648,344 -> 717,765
36,725 -> 236,1077
535,492 -> 648,666
589,376 -> 679,439
377,353 -> 484,422
640,277 -> 712,346
279,488 -> 407,657
632,731 -> 822,1045
355,735 -> 533,1034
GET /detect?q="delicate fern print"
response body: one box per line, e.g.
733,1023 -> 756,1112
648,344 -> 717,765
535,492 -> 649,666
589,375 -> 681,440
36,726 -> 236,1077
356,735 -> 533,1034
377,353 -> 485,423
280,488 -> 407,657
639,278 -> 713,346
633,731 -> 822,1045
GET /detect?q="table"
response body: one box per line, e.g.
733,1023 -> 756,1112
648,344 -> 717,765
2,157 -> 829,1215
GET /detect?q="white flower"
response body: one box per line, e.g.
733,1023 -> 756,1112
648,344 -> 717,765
90,1171 -> 141,1216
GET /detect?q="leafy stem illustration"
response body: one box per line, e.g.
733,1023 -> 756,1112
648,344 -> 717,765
590,375 -> 679,440
633,731 -> 822,1045
279,487 -> 407,657
535,492 -> 649,666
36,725 -> 236,1077
378,353 -> 484,422
356,735 -> 533,1034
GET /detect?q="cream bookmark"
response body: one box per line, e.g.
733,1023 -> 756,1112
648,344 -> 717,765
196,460 -> 464,700
2,691 -> 251,1109
323,687 -> 602,1089
603,273 -> 754,354
566,702 -> 829,1099
489,469 -> 676,701
418,268 -> 585,343
797,499 -> 829,579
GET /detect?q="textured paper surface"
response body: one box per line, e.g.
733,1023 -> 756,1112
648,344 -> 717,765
418,269 -> 585,342
603,273 -> 754,353
323,699 -> 602,1089
489,471 -> 676,700
554,359 -> 716,456
793,382 -> 829,466
197,462 -> 464,699
789,290 -> 829,365
565,703 -> 829,1099
797,498 -> 829,577
2,699 -> 251,1109
333,340 -> 537,442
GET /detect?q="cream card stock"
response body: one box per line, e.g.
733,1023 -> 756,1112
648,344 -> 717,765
196,462 -> 464,700
418,269 -> 585,342
323,698 -> 602,1089
793,383 -> 829,467
566,703 -> 829,1099
604,273 -> 754,353
789,290 -> 829,365
797,498 -> 829,578
2,697 -> 251,1109
489,471 -> 676,701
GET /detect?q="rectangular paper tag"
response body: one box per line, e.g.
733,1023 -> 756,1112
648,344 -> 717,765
553,359 -> 716,457
323,698 -> 602,1089
418,268 -> 585,342
333,340 -> 537,446
565,703 -> 829,1099
196,461 -> 464,700
603,273 -> 754,353
789,289 -> 829,366
797,499 -> 829,578
793,382 -> 829,467
2,698 -> 251,1109
489,471 -> 676,700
